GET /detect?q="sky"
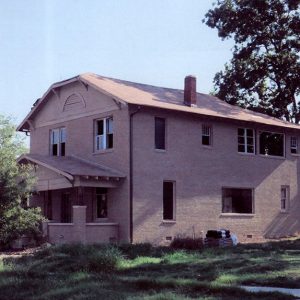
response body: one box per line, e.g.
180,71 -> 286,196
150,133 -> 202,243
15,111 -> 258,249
0,0 -> 234,126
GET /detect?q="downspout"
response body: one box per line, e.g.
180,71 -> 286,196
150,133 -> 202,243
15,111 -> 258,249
129,105 -> 141,243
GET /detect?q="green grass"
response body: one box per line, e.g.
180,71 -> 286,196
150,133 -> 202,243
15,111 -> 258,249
1,239 -> 300,299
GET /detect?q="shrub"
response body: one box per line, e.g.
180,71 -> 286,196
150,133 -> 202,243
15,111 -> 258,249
170,237 -> 203,250
118,243 -> 154,259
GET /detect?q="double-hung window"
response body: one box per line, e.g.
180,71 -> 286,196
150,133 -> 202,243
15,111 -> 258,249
202,125 -> 212,146
281,186 -> 289,212
291,136 -> 298,154
50,127 -> 66,156
238,128 -> 255,154
95,117 -> 113,151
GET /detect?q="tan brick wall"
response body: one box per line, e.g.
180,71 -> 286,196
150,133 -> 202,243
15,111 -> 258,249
131,107 -> 300,244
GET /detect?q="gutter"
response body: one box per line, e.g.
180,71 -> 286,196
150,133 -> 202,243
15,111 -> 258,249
129,105 -> 141,243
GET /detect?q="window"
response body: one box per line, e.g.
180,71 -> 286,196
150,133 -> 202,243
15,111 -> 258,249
259,131 -> 284,157
95,117 -> 113,151
155,117 -> 166,150
95,188 -> 108,218
281,186 -> 289,211
222,188 -> 254,214
50,128 -> 66,156
291,136 -> 298,154
163,181 -> 175,220
238,128 -> 255,154
202,125 -> 212,146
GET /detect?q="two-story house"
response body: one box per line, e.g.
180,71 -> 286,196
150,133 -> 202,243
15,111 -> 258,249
17,73 -> 300,244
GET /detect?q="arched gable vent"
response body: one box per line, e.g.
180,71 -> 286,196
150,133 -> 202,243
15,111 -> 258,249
63,93 -> 85,111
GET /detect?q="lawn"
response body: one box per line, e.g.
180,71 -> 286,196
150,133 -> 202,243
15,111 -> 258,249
0,239 -> 300,299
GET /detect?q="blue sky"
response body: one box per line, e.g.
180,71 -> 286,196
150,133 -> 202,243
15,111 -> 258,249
0,0 -> 233,125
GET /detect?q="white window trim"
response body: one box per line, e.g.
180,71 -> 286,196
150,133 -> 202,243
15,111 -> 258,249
290,136 -> 298,155
238,128 -> 255,155
258,130 -> 285,158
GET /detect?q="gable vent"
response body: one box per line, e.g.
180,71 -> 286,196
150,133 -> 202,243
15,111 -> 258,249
63,93 -> 85,111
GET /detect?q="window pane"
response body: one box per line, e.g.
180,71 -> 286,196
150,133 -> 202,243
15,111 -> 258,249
238,137 -> 244,144
202,135 -> 210,146
97,120 -> 104,135
247,145 -> 254,153
247,137 -> 254,145
107,133 -> 113,149
238,128 -> 244,136
155,117 -> 165,150
259,132 -> 284,156
247,129 -> 254,137
52,144 -> 58,156
51,129 -> 59,144
60,128 -> 66,143
106,117 -> 113,134
163,181 -> 174,220
222,188 -> 253,214
96,188 -> 108,218
238,144 -> 245,153
60,143 -> 65,156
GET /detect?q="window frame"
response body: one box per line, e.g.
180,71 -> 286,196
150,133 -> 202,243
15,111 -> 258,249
221,187 -> 255,215
280,185 -> 290,212
258,130 -> 285,158
162,181 -> 176,221
290,136 -> 298,155
237,128 -> 255,155
202,124 -> 212,147
154,117 -> 166,151
94,116 -> 114,152
50,127 -> 66,156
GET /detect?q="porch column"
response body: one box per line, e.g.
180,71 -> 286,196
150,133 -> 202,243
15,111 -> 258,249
76,187 -> 84,205
73,206 -> 87,243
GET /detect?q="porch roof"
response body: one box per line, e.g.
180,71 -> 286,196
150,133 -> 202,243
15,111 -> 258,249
18,154 -> 125,181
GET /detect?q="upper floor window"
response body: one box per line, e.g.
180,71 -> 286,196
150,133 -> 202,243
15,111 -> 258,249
50,127 -> 66,156
281,186 -> 289,212
95,117 -> 113,151
259,131 -> 284,157
202,125 -> 212,146
238,128 -> 255,154
155,117 -> 166,150
291,136 -> 298,154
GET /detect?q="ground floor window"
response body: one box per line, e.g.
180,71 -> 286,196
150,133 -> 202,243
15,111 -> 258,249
163,181 -> 176,220
96,188 -> 108,218
222,188 -> 254,214
281,186 -> 289,211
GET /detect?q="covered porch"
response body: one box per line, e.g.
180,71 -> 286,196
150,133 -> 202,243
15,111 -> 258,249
18,154 -> 125,244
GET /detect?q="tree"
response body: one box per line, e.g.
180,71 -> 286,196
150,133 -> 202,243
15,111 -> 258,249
0,115 -> 44,246
204,0 -> 300,122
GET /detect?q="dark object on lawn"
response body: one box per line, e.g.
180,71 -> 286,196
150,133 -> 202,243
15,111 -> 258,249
204,229 -> 233,247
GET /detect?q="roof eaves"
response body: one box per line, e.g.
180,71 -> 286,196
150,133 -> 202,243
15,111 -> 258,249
17,154 -> 74,181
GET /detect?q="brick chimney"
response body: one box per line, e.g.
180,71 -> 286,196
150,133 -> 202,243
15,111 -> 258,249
184,75 -> 197,107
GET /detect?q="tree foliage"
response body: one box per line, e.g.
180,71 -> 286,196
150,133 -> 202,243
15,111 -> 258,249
204,0 -> 300,122
0,115 -> 44,245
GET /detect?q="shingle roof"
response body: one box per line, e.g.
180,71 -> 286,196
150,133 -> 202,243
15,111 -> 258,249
80,73 -> 300,130
18,154 -> 125,179
17,72 -> 300,131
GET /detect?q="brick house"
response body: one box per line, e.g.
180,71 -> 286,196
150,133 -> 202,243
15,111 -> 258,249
17,73 -> 300,244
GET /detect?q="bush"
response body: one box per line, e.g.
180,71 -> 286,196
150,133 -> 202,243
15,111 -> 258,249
0,206 -> 44,245
118,243 -> 154,259
170,237 -> 203,250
